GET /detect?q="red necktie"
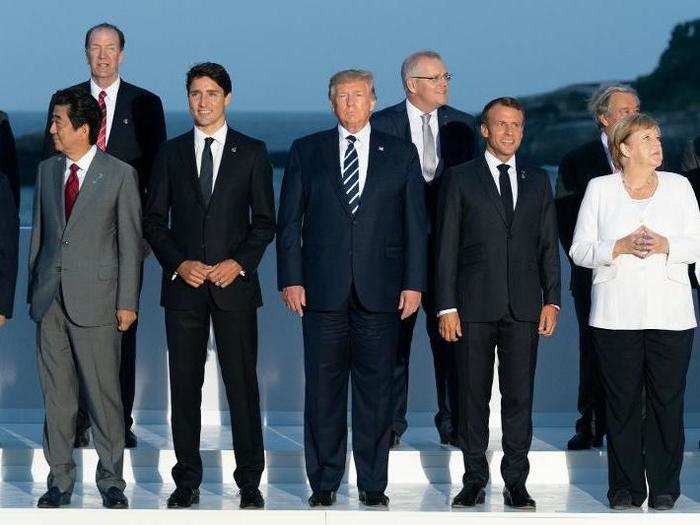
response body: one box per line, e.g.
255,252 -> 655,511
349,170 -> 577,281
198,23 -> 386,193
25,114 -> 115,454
65,163 -> 79,221
96,90 -> 107,151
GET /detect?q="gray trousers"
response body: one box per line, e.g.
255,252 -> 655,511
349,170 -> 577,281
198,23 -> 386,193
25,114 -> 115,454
37,296 -> 126,494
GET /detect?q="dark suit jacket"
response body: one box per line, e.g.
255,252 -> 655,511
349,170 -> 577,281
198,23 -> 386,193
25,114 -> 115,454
144,127 -> 276,311
681,136 -> 700,288
42,80 -> 166,202
276,127 -> 428,313
0,112 -> 19,209
435,156 -> 560,322
0,173 -> 18,318
555,138 -> 611,296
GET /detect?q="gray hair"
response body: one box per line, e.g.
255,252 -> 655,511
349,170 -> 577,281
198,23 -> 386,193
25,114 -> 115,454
401,50 -> 443,90
587,84 -> 639,128
328,69 -> 376,101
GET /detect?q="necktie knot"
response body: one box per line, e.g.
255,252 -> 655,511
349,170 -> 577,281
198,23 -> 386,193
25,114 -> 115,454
204,137 -> 215,149
421,113 -> 432,124
99,90 -> 107,101
346,135 -> 357,145
497,163 -> 510,176
69,163 -> 79,176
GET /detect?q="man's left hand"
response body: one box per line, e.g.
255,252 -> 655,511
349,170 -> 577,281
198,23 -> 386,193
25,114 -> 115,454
398,290 -> 421,320
538,304 -> 559,337
116,309 -> 137,332
207,259 -> 244,288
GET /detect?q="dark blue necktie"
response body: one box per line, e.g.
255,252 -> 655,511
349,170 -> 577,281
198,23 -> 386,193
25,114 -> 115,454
342,135 -> 360,214
200,137 -> 215,206
498,163 -> 514,226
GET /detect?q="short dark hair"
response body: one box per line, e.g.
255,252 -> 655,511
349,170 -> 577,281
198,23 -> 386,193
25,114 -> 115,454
85,23 -> 125,50
186,62 -> 232,95
52,88 -> 102,145
481,97 -> 525,125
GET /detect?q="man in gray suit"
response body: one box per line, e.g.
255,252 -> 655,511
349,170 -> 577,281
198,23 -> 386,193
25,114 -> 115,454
28,88 -> 141,509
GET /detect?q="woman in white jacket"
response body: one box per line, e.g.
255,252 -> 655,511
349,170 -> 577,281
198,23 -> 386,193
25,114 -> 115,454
570,114 -> 700,511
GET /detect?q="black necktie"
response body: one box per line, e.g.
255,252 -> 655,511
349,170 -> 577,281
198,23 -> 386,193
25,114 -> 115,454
200,137 -> 215,206
498,163 -> 514,226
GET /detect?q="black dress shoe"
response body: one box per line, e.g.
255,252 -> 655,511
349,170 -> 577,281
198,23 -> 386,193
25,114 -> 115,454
74,428 -> 90,448
102,487 -> 129,509
649,494 -> 675,511
503,486 -> 536,510
240,487 -> 265,509
125,429 -> 137,449
167,487 -> 200,508
439,432 -> 459,447
567,431 -> 592,450
452,484 -> 486,507
591,434 -> 604,448
609,491 -> 632,510
37,487 -> 71,508
390,431 -> 400,449
359,490 -> 389,507
308,490 -> 336,507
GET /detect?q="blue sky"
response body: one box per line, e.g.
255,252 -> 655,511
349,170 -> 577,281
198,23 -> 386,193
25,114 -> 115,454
2,1 -> 699,113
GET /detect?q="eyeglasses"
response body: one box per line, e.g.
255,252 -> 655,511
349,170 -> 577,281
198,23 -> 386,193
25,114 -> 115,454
411,73 -> 452,83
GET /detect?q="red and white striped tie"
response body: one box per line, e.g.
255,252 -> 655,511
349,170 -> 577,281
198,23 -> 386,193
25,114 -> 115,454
96,90 -> 107,151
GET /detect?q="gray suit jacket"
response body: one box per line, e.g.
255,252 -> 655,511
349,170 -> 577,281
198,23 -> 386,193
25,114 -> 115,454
28,149 -> 142,326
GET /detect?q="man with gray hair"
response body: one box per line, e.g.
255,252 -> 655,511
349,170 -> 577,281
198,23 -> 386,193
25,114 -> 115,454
277,69 -> 428,507
371,51 -> 477,448
555,83 -> 639,450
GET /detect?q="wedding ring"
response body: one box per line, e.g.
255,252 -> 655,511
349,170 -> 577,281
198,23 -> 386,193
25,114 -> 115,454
216,280 -> 222,286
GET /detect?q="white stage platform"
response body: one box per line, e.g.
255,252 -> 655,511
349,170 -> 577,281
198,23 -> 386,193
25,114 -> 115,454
1,423 -> 699,523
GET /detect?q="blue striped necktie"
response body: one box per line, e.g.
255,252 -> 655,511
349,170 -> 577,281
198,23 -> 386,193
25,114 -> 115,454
342,135 -> 360,214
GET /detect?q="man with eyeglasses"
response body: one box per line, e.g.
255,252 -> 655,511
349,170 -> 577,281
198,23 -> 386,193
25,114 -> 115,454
372,50 -> 478,448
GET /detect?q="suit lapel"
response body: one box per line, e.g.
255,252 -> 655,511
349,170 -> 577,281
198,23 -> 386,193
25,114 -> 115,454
177,130 -> 205,209
511,164 -> 533,227
207,128 -> 241,209
477,156 -> 508,226
52,157 -> 66,230
398,102 -> 411,142
107,81 -> 129,153
434,106 -> 448,178
592,140 -> 612,176
63,150 -> 109,236
354,131 -> 384,218
321,129 -> 352,217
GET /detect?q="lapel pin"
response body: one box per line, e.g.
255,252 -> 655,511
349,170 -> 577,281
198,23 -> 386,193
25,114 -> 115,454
231,146 -> 237,153
378,146 -> 384,151
520,169 -> 526,180
123,118 -> 129,125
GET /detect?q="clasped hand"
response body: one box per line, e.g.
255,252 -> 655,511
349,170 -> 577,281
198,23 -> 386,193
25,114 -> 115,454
176,259 -> 243,288
614,226 -> 669,259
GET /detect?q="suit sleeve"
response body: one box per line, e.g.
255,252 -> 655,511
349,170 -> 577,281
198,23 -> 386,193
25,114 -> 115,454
116,168 -> 143,311
666,177 -> 700,264
570,181 -> 616,268
230,143 -> 276,273
0,116 -> 20,208
434,166 -> 462,311
27,164 -> 43,303
143,148 -> 186,275
0,177 -> 18,318
539,173 -> 561,306
137,94 -> 167,201
555,151 -> 580,254
276,141 -> 305,289
41,94 -> 58,160
402,145 -> 428,292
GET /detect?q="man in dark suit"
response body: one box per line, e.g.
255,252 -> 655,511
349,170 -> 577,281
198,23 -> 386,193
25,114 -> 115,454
0,173 -> 18,327
555,85 -> 639,450
42,22 -> 167,449
144,63 -> 275,510
371,50 -> 478,447
436,97 -> 560,509
277,69 -> 428,507
0,112 -> 19,209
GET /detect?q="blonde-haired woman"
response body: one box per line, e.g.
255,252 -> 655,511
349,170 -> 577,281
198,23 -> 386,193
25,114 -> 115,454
570,114 -> 700,510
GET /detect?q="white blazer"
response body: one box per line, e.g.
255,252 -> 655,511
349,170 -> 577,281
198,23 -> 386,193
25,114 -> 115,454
570,172 -> 700,330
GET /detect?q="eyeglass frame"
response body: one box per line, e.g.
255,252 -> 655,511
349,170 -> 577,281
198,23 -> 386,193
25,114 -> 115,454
410,72 -> 452,83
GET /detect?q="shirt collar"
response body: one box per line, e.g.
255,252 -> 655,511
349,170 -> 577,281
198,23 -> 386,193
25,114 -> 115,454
405,98 -> 438,122
66,145 -> 97,172
194,121 -> 228,145
338,121 -> 371,144
90,77 -> 120,99
484,148 -> 516,174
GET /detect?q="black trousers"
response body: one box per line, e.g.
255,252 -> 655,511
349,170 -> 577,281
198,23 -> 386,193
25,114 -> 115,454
572,291 -> 606,437
455,309 -> 539,489
592,327 -> 692,505
394,310 -> 458,438
165,301 -> 264,490
302,288 -> 399,493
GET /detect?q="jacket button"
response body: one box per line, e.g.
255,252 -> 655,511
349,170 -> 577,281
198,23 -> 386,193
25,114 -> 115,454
63,240 -> 69,246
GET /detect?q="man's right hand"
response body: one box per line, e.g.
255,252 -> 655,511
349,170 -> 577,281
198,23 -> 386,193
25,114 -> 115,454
439,311 -> 462,342
176,261 -> 213,288
282,285 -> 306,317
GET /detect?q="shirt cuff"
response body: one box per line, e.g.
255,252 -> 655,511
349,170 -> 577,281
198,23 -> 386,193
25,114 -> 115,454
437,308 -> 457,317
547,304 -> 560,311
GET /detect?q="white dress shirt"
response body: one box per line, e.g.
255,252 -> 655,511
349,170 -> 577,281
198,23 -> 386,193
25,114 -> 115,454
600,132 -> 616,172
63,145 -> 97,190
406,99 -> 440,180
194,122 -> 228,187
338,122 -> 370,196
570,171 -> 700,330
90,77 -> 120,145
484,149 -> 518,206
